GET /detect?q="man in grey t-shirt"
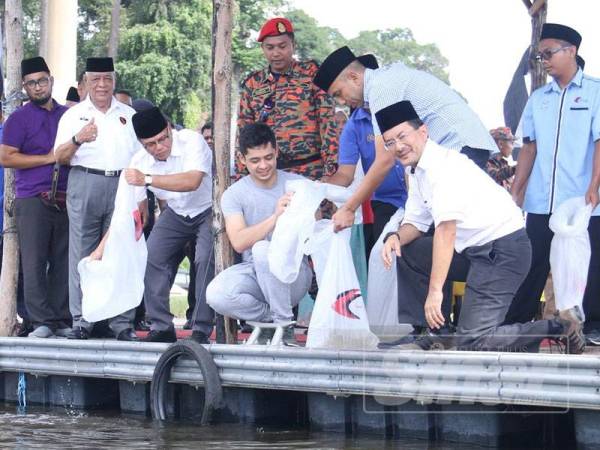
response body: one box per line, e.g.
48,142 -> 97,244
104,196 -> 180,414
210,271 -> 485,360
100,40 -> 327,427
206,123 -> 312,342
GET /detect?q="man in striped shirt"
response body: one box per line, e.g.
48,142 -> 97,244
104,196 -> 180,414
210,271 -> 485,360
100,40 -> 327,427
314,46 -> 496,232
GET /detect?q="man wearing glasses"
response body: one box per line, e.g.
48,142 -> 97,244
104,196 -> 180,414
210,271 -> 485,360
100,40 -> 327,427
54,57 -> 140,341
508,23 -> 600,346
0,57 -> 70,338
378,101 -> 585,353
90,107 -> 215,344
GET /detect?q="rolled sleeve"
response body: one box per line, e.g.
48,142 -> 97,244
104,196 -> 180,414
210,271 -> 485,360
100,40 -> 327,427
401,185 -> 432,232
521,97 -> 536,142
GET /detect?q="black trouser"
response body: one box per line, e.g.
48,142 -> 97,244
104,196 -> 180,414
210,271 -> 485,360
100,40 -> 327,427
460,146 -> 491,169
371,200 -> 398,243
505,214 -> 600,332
397,229 -> 554,350
15,197 -> 70,330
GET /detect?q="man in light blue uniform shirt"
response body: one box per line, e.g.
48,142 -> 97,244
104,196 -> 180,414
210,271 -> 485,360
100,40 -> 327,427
508,23 -> 600,344
313,46 -> 497,231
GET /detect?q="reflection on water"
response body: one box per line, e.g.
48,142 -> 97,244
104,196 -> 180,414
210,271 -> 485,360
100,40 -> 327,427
0,405 -> 473,450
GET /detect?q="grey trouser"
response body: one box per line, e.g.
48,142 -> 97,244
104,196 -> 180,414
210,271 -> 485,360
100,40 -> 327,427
206,240 -> 312,323
66,168 -> 135,334
15,196 -> 69,330
397,228 -> 554,351
144,207 -> 215,334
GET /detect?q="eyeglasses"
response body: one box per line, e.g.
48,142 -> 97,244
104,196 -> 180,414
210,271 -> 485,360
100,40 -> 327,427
383,128 -> 418,151
535,46 -> 570,62
23,77 -> 50,89
142,130 -> 171,150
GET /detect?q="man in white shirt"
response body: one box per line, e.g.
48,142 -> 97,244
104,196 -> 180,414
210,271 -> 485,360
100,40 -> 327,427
90,107 -> 215,344
54,57 -> 139,341
378,101 -> 584,353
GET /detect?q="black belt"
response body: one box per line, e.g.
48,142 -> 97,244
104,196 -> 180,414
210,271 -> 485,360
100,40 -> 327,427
73,165 -> 122,177
277,153 -> 321,169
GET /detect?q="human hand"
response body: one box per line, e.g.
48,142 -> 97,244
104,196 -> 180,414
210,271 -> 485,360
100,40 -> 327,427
381,233 -> 401,270
274,192 -> 294,218
424,289 -> 445,330
89,247 -> 103,261
76,117 -> 97,143
332,205 -> 355,232
124,168 -> 145,186
585,185 -> 600,209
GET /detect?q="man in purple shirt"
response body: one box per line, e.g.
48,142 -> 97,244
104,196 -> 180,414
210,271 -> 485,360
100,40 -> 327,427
0,56 -> 70,338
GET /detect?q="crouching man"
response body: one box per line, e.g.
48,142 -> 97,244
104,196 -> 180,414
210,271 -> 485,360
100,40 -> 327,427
91,106 -> 215,343
206,123 -> 312,344
379,101 -> 585,353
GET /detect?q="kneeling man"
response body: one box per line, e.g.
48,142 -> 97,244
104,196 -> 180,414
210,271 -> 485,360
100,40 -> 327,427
206,123 -> 313,344
379,101 -> 585,353
91,107 -> 215,343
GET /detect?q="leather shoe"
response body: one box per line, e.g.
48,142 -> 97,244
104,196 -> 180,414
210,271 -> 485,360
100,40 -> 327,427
189,331 -> 209,344
142,327 -> 177,343
134,320 -> 151,332
66,327 -> 90,340
117,328 -> 139,342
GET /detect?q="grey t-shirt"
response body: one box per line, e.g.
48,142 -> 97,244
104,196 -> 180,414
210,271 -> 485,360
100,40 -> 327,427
221,170 -> 305,261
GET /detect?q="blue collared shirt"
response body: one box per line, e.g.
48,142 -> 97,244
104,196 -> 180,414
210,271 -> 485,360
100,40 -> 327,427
338,107 -> 407,209
363,62 -> 496,153
522,68 -> 600,216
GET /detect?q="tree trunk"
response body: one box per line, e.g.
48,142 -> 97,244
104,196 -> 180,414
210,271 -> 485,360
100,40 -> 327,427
212,0 -> 237,344
107,0 -> 120,60
525,0 -> 548,91
39,0 -> 49,57
0,0 -> 24,337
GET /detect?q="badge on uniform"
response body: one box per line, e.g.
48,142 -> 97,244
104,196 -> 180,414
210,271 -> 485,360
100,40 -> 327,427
120,117 -> 127,125
253,86 -> 271,97
277,22 -> 286,33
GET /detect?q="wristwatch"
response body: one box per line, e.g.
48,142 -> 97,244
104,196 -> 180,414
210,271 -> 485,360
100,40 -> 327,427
144,174 -> 153,187
72,135 -> 82,146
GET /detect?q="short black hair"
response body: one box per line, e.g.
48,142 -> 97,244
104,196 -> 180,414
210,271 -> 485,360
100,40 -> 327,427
407,118 -> 424,129
115,88 -> 133,98
201,121 -> 213,133
239,122 -> 276,155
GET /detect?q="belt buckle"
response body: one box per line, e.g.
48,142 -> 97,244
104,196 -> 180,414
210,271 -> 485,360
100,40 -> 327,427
105,170 -> 117,177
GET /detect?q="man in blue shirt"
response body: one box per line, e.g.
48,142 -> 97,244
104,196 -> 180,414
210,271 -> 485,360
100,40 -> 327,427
509,23 -> 600,344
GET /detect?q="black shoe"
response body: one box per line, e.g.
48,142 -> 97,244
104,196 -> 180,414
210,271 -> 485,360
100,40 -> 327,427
183,320 -> 192,330
189,331 -> 209,344
66,327 -> 90,340
555,306 -> 585,354
393,326 -> 455,350
117,328 -> 139,342
134,320 -> 151,332
143,327 -> 177,343
16,321 -> 34,337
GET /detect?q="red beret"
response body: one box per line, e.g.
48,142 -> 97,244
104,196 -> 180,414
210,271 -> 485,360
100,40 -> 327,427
258,18 -> 293,42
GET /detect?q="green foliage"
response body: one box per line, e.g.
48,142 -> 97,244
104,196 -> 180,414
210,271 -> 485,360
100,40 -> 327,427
18,0 -> 450,122
348,28 -> 449,83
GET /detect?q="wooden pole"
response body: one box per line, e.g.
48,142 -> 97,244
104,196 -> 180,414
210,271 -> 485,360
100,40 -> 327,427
212,0 -> 237,344
0,0 -> 24,336
523,0 -> 548,91
107,0 -> 120,60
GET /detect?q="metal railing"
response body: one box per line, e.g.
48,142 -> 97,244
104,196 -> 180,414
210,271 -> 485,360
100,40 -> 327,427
1,338 -> 599,410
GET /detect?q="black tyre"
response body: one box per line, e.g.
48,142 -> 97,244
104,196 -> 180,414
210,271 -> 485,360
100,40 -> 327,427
150,340 -> 222,423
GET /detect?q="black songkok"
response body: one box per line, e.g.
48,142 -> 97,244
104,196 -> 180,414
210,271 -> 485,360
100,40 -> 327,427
313,46 -> 378,92
66,87 -> 80,103
86,57 -> 115,72
21,56 -> 50,78
132,106 -> 168,139
375,101 -> 420,135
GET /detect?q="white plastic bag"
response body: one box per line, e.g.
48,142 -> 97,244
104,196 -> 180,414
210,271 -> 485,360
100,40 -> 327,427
549,196 -> 593,315
268,179 -> 354,283
306,225 -> 379,350
78,174 -> 147,322
366,207 -> 409,338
